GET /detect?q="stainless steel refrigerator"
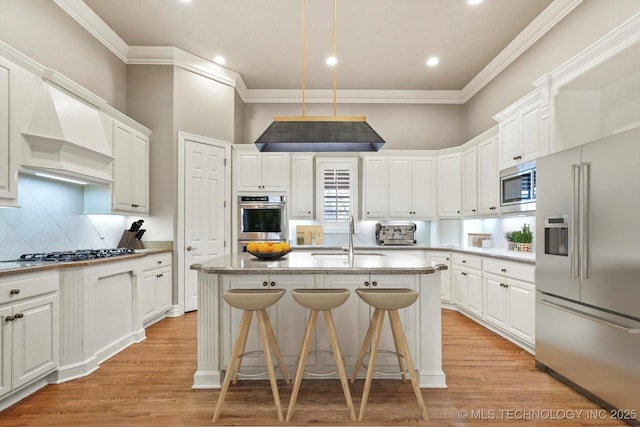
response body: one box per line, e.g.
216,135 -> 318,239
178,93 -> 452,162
536,127 -> 640,423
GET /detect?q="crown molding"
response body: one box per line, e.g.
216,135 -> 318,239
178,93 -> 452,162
460,0 -> 583,102
55,0 -> 582,104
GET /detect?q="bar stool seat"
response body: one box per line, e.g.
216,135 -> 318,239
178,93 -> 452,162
351,287 -> 428,421
286,288 -> 356,422
213,288 -> 290,423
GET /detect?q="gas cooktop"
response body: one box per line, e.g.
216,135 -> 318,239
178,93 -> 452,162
14,248 -> 135,262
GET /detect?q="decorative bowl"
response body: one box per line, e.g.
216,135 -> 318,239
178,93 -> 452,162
247,249 -> 292,260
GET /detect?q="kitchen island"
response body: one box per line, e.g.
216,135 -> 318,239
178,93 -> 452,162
191,250 -> 448,389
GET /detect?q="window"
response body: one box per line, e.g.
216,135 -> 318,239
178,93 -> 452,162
315,158 -> 358,231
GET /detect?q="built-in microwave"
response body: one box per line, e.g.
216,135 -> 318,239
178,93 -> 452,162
499,161 -> 536,213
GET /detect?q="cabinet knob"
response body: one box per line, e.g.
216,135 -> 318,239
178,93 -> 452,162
5,316 -> 15,322
457,210 -> 461,214
14,313 -> 23,319
270,281 -> 276,287
462,260 -> 466,263
262,281 -> 268,287
364,281 -> 370,287
308,211 -> 311,214
9,289 -> 20,295
372,281 -> 378,287
446,257 -> 449,261
472,209 -> 476,212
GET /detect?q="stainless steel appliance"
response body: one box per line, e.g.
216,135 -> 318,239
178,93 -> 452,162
237,195 -> 287,251
375,223 -> 416,246
2,248 -> 135,263
536,127 -> 640,424
500,160 -> 536,213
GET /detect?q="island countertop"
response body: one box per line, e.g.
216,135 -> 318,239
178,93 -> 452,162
191,250 -> 448,275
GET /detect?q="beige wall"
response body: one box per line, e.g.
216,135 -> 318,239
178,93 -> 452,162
243,102 -> 465,149
463,0 -> 640,140
0,0 -> 127,112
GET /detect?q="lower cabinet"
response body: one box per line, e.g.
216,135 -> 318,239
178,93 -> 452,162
451,254 -> 483,318
142,253 -> 173,325
0,272 -> 59,401
428,252 -> 451,302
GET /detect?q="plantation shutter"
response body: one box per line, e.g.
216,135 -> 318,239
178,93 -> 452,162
323,168 -> 351,223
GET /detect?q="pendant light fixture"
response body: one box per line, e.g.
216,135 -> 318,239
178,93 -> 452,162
254,0 -> 385,152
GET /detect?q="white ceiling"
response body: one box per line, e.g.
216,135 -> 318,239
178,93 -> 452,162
79,0 -> 564,97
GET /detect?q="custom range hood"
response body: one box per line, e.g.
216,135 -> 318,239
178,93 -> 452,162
21,82 -> 113,184
255,116 -> 385,152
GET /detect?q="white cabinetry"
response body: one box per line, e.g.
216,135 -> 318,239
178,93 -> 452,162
477,136 -> 500,214
494,90 -> 548,170
221,274 -> 315,372
0,272 -> 59,400
361,156 -> 388,219
0,58 -> 16,207
388,156 -> 436,219
234,146 -> 289,192
142,253 -> 172,326
112,119 -> 149,214
451,254 -> 482,317
461,146 -> 477,216
290,154 -> 314,218
428,252 -> 451,302
482,259 -> 535,345
437,152 -> 462,218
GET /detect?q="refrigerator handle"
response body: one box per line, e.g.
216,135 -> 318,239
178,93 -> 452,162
571,164 -> 580,280
581,163 -> 590,280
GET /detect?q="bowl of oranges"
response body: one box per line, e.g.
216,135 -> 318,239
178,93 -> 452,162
246,241 -> 291,260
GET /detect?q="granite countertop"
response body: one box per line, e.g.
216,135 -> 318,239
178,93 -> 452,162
191,251 -> 448,275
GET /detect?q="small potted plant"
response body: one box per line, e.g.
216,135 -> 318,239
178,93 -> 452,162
505,224 -> 533,252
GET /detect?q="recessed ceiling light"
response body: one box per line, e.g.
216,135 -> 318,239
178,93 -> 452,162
179,0 -> 193,3
213,56 -> 226,65
467,0 -> 483,5
426,56 -> 440,67
326,56 -> 338,66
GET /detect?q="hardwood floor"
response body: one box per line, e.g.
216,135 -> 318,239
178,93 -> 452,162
0,309 -> 626,426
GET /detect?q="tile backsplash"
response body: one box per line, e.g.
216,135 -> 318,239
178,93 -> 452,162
0,175 -> 128,260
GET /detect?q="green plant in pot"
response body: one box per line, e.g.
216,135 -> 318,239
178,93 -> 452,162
505,224 -> 533,252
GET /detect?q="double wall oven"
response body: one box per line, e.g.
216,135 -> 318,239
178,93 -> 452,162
237,195 -> 287,252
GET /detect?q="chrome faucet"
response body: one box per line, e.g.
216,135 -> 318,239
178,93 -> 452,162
348,214 -> 355,260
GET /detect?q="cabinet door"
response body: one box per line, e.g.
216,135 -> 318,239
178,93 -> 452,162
131,133 -> 149,213
234,150 -> 262,192
388,157 -> 413,218
477,137 -> 499,214
0,61 -> 17,207
437,153 -> 461,218
506,279 -> 535,344
520,103 -> 541,163
483,275 -> 507,328
156,268 -> 172,313
12,294 -> 58,390
261,153 -> 289,191
499,115 -> 519,168
462,147 -> 477,216
428,253 -> 451,302
142,273 -> 157,321
290,155 -> 314,218
452,268 -> 468,307
0,305 -> 11,398
412,157 -> 436,218
466,270 -> 483,317
362,157 -> 388,219
113,122 -> 134,211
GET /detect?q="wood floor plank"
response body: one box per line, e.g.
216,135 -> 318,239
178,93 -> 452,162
0,309 -> 627,426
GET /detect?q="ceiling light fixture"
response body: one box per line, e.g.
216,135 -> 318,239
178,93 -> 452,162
326,56 -> 338,66
426,56 -> 440,67
213,55 -> 226,65
254,0 -> 385,152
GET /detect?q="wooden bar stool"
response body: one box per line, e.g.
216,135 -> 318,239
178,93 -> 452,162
286,288 -> 356,422
212,288 -> 290,423
350,288 -> 428,421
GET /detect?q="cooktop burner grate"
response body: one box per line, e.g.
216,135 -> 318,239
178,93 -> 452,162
18,248 -> 135,262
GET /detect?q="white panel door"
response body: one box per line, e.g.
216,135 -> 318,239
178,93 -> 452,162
185,140 -> 227,312
412,157 -> 436,218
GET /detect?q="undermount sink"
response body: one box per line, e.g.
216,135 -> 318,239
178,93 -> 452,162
310,252 -> 385,256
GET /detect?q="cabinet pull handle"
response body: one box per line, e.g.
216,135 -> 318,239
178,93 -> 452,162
14,313 -> 23,319
501,268 -> 506,272
157,273 -> 164,278
5,316 -> 15,322
472,209 -> 476,212
262,281 -> 268,287
462,260 -> 466,263
157,260 -> 162,264
9,289 -> 20,295
364,281 -> 370,287
461,272 -> 467,276
372,281 -> 378,287
270,281 -> 276,287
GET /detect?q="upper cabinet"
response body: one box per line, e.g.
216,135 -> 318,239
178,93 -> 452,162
233,145 -> 289,193
476,136 -> 500,215
493,89 -> 549,170
461,146 -> 477,217
112,119 -> 150,215
437,152 -> 461,218
361,156 -> 388,219
289,154 -> 314,219
0,58 -> 15,207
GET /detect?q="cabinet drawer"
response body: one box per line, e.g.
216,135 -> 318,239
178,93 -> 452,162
0,271 -> 59,305
483,259 -> 535,282
143,253 -> 172,271
452,253 -> 482,270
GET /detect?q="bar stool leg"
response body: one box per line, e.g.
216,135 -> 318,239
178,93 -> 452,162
358,308 -> 386,421
388,309 -> 428,421
388,311 -> 408,383
231,313 -> 253,384
351,308 -> 383,383
323,309 -> 357,421
213,310 -> 253,423
261,309 -> 290,384
256,309 -> 284,422
286,309 -> 318,422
